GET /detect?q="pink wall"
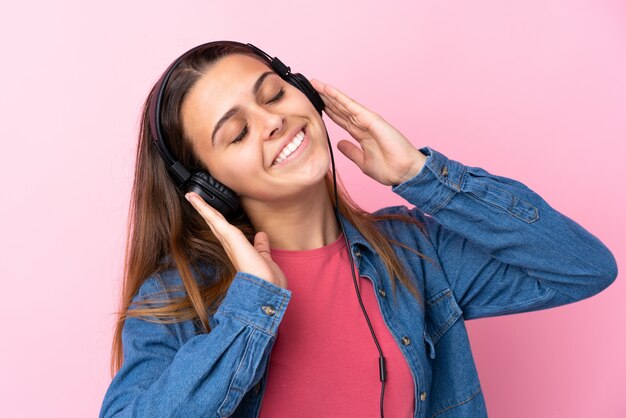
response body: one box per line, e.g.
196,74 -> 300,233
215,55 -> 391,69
1,1 -> 624,416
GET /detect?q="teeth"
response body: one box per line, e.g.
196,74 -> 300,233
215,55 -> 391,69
273,129 -> 305,165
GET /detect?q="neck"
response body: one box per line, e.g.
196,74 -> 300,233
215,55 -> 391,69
241,180 -> 341,251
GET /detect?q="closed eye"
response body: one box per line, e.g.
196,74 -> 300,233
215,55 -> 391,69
266,88 -> 285,104
230,88 -> 286,144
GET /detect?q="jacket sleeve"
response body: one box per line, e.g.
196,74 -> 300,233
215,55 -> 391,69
391,146 -> 618,320
99,271 -> 291,417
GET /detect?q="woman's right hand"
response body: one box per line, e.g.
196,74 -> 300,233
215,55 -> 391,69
185,192 -> 288,290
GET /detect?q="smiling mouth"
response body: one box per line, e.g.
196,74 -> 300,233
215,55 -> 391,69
272,127 -> 307,166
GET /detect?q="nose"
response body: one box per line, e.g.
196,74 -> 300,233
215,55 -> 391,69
257,108 -> 285,141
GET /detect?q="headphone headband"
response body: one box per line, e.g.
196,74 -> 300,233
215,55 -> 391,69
148,42 -> 228,186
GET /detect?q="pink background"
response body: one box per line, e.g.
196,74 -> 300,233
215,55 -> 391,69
0,1 -> 624,417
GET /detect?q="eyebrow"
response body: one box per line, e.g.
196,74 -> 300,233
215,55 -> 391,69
211,70 -> 276,145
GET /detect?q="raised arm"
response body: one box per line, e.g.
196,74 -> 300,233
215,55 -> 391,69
309,77 -> 616,320
391,146 -> 618,319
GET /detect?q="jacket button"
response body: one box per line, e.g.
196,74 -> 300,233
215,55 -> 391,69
254,382 -> 262,394
441,166 -> 449,177
401,336 -> 411,345
261,305 -> 276,316
378,289 -> 386,297
420,391 -> 427,401
355,250 -> 361,258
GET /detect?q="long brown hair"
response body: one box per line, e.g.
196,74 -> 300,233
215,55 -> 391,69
110,41 -> 433,377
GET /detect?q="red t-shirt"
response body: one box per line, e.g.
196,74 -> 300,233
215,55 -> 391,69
259,232 -> 415,417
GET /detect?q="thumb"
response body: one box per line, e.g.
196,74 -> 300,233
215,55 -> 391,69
254,231 -> 272,259
337,140 -> 364,168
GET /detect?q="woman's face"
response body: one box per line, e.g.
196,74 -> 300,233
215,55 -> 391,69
181,53 -> 330,207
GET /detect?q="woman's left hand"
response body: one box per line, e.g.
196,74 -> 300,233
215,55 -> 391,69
310,79 -> 427,186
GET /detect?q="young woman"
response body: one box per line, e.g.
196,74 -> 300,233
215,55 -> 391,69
99,41 -> 617,418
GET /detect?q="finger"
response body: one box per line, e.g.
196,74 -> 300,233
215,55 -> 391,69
323,102 -> 350,126
313,83 -> 354,121
316,90 -> 335,112
187,192 -> 255,265
186,192 -> 223,221
310,78 -> 324,93
321,91 -> 372,133
314,86 -> 345,119
254,231 -> 275,262
323,103 -> 350,131
337,140 -> 365,168
324,106 -> 368,145
318,82 -> 368,119
185,192 -> 231,235
254,231 -> 270,253
311,78 -> 358,119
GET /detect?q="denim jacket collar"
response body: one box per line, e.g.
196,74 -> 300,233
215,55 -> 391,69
337,210 -> 376,254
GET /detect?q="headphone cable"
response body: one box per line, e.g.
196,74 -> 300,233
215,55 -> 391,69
325,124 -> 386,418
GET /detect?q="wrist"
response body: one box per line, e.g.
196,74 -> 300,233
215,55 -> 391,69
394,149 -> 427,185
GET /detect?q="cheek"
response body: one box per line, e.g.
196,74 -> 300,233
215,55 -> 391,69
296,93 -> 318,114
210,150 -> 261,188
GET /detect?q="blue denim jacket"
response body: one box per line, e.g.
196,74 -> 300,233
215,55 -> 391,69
99,146 -> 618,418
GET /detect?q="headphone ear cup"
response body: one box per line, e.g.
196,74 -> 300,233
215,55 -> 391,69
184,170 -> 240,219
284,73 -> 325,115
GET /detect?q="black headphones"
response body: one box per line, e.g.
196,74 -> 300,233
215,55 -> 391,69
148,41 -> 325,219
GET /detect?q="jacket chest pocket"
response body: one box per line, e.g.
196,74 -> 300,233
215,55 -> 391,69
423,288 -> 463,359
